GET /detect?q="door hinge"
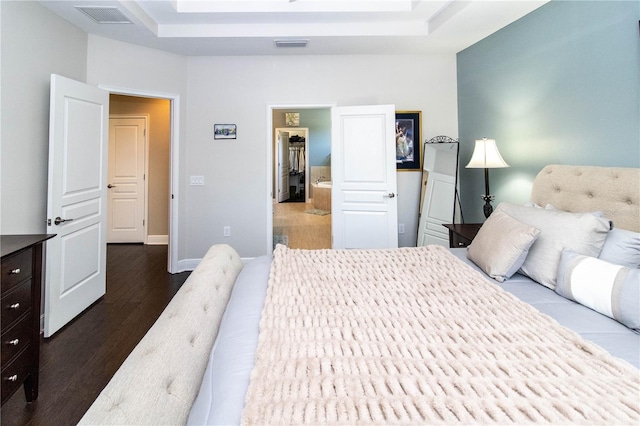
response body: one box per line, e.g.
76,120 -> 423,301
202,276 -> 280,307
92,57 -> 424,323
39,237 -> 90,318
144,129 -> 146,136
171,194 -> 174,199
143,219 -> 145,226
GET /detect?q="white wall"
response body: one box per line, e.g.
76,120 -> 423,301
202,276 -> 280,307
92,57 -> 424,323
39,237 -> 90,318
185,55 -> 458,258
0,1 -> 87,233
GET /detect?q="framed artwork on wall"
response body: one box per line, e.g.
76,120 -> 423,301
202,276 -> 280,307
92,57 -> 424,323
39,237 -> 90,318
285,112 -> 300,127
214,124 -> 237,139
395,111 -> 422,171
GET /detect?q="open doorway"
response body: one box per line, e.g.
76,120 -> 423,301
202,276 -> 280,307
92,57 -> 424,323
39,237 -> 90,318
108,95 -> 171,246
101,85 -> 181,274
269,106 -> 333,250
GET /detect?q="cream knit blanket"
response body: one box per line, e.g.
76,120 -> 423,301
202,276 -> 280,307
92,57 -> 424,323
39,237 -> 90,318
242,245 -> 640,425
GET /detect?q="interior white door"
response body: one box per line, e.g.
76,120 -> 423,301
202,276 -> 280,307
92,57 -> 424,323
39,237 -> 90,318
276,130 -> 290,202
332,105 -> 398,249
107,118 -> 146,243
45,74 -> 109,337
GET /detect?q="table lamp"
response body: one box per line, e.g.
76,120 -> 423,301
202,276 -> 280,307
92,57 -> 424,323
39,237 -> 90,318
466,138 -> 509,218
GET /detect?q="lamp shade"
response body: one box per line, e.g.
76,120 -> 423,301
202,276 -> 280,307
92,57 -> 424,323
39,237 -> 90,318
465,138 -> 509,169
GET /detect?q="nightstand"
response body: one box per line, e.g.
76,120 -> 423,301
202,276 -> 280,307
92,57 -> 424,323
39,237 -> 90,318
442,223 -> 483,248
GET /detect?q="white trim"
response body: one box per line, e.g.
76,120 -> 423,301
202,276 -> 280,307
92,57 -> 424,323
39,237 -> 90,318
99,84 -> 180,273
266,103 -> 336,254
147,235 -> 169,245
109,114 -> 150,244
177,258 -> 200,272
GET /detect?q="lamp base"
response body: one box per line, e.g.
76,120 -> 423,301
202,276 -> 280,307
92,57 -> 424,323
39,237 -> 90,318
481,194 -> 495,219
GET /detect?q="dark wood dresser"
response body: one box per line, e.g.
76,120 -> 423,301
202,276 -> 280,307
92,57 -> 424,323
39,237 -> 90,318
1,234 -> 55,405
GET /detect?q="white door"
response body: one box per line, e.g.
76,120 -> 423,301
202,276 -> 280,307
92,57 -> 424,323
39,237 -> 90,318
276,130 -> 290,202
332,105 -> 398,249
45,74 -> 109,337
417,172 -> 456,246
107,117 -> 146,243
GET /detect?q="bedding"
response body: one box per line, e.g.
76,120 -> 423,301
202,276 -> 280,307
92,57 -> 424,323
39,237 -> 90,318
83,164 -> 640,425
239,245 -> 639,424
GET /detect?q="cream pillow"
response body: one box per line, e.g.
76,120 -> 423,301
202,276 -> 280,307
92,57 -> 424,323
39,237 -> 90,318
467,210 -> 540,282
496,202 -> 611,290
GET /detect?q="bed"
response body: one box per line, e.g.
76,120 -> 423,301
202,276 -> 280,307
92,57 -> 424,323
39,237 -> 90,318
80,164 -> 640,425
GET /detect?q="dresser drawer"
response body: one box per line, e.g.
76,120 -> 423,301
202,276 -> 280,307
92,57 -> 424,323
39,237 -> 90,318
1,280 -> 32,328
1,248 -> 32,293
1,315 -> 32,366
1,348 -> 31,404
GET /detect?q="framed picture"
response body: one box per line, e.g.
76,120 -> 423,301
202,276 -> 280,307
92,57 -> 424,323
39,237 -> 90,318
214,124 -> 237,139
285,112 -> 300,127
395,111 -> 422,171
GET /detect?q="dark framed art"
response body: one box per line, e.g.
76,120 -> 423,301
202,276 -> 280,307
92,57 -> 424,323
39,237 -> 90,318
395,111 -> 422,171
214,124 -> 237,139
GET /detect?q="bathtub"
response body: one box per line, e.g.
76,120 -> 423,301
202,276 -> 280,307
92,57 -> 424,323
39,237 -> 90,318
312,182 -> 331,211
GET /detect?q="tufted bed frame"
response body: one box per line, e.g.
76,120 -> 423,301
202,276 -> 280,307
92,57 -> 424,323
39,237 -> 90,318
79,165 -> 639,425
531,165 -> 639,232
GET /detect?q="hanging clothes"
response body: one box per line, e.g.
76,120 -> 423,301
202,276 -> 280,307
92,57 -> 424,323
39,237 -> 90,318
289,145 -> 305,173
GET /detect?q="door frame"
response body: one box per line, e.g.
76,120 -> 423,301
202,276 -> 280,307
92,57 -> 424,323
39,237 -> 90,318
274,127 -> 310,203
266,103 -> 335,254
100,85 -> 180,273
108,114 -> 150,243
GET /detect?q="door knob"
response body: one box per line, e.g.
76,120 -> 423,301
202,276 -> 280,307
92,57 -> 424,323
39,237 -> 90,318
107,184 -> 115,188
383,193 -> 396,198
54,216 -> 74,225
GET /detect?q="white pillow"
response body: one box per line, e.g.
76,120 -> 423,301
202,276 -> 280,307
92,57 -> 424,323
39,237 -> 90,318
495,202 -> 611,290
467,210 -> 540,282
556,250 -> 640,331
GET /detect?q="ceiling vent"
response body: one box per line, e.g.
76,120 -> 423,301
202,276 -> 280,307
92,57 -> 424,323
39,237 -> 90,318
274,39 -> 309,48
75,6 -> 132,24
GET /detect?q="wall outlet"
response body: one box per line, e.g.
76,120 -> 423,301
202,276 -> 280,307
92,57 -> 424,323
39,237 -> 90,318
398,223 -> 405,234
223,226 -> 231,237
190,175 -> 204,186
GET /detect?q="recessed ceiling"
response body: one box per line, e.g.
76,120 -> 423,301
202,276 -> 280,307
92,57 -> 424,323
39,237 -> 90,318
39,0 -> 549,56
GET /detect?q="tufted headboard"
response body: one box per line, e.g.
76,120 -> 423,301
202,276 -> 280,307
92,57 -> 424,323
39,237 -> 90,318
530,165 -> 640,232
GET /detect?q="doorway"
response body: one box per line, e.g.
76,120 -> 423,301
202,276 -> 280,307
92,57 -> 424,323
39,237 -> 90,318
102,87 -> 180,274
268,106 -> 333,251
109,95 -> 171,246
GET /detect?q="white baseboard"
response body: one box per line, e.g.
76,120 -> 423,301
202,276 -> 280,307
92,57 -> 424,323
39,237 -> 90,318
177,258 -> 201,272
177,256 -> 257,273
146,235 -> 168,245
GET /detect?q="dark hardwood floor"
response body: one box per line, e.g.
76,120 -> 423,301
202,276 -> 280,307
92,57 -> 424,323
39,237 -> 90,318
1,244 -> 190,426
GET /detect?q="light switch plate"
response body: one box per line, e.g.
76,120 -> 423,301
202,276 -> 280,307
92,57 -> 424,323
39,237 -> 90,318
190,175 -> 204,186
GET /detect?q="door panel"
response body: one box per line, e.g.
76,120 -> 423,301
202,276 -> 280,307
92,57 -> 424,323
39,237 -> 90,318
332,105 -> 398,249
107,118 -> 146,243
276,130 -> 290,202
45,74 -> 109,337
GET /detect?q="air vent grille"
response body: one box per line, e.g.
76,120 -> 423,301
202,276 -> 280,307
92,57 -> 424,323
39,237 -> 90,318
274,39 -> 309,48
75,6 -> 132,24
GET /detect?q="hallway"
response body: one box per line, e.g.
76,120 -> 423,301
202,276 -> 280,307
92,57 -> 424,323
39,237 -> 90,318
273,201 -> 331,250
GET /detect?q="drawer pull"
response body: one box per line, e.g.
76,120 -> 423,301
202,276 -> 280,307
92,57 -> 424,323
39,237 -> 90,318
6,375 -> 18,382
10,268 -> 21,274
9,303 -> 20,309
8,339 -> 19,346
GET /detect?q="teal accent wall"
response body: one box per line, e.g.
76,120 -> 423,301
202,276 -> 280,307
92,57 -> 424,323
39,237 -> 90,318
457,0 -> 640,223
299,109 -> 331,166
